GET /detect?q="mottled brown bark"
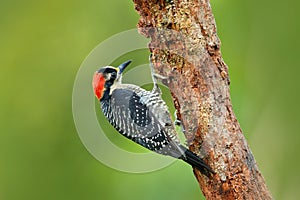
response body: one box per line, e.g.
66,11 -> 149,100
133,0 -> 272,199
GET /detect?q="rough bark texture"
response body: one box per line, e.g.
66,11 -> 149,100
133,0 -> 272,199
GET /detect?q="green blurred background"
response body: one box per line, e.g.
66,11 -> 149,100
1,0 -> 299,199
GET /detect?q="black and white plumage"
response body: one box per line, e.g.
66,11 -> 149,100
92,60 -> 214,175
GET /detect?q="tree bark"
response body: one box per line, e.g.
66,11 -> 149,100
133,0 -> 272,199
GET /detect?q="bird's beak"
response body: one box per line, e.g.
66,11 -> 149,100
118,60 -> 132,74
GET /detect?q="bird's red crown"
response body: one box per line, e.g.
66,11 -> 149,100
93,72 -> 106,100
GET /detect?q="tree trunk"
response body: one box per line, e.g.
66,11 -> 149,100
133,0 -> 272,199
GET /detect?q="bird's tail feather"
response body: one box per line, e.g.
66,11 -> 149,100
179,146 -> 215,175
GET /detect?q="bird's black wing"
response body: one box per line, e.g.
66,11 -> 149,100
109,88 -> 176,153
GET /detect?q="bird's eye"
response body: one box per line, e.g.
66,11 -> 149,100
110,72 -> 117,80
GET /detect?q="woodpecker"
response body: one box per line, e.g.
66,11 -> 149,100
92,60 -> 214,175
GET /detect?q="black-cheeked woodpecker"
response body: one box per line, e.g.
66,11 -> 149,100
92,60 -> 214,175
